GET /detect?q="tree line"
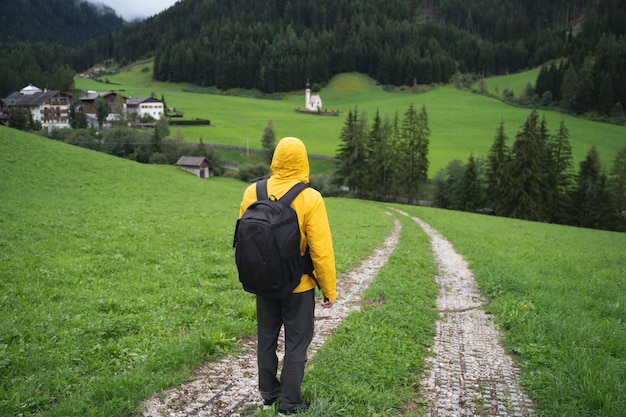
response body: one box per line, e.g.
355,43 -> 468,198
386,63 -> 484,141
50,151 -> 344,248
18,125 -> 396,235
331,105 -> 626,232
1,0 -> 612,97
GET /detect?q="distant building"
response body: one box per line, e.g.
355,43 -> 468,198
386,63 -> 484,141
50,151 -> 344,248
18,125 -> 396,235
305,83 -> 322,111
78,91 -> 164,127
176,156 -> 211,179
1,84 -> 72,129
79,90 -> 127,127
80,91 -> 126,115
126,97 -> 164,121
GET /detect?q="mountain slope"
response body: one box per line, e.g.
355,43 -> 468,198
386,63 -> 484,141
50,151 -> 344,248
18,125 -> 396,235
0,0 -> 126,47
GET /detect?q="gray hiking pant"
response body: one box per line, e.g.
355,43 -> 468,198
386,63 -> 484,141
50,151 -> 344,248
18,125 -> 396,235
256,289 -> 315,411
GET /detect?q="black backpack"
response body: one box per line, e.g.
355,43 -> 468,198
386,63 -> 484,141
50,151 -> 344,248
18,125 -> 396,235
233,179 -> 313,299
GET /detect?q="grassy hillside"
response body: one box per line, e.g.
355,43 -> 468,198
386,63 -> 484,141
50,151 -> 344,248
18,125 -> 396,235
75,65 -> 626,175
2,124 -> 625,416
0,126 -> 393,416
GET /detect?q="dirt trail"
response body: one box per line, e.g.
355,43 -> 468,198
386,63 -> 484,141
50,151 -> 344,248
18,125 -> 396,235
404,212 -> 534,416
141,212 -> 533,417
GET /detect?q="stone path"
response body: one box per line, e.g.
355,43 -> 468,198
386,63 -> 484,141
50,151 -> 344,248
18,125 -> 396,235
141,212 -> 534,416
406,213 -> 534,417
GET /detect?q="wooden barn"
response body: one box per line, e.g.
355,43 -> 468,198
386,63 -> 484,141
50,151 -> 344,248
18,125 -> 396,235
176,156 -> 211,179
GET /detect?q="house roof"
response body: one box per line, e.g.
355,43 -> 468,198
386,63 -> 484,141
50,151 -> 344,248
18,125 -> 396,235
126,97 -> 163,106
176,156 -> 209,167
2,90 -> 71,107
80,91 -> 125,102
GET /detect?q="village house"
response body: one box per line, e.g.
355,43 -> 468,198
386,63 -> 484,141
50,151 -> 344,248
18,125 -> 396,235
176,156 -> 211,179
1,84 -> 72,129
78,91 -> 164,127
79,90 -> 125,114
79,90 -> 127,127
126,96 -> 164,121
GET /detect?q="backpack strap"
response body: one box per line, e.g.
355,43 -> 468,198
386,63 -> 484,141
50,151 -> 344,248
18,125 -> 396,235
256,179 -> 269,201
256,179 -> 309,205
279,182 -> 309,205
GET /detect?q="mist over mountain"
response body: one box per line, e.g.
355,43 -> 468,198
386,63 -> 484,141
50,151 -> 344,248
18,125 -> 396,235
0,0 -> 126,47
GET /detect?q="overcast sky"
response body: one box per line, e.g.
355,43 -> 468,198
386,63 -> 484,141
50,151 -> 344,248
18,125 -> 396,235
96,0 -> 179,21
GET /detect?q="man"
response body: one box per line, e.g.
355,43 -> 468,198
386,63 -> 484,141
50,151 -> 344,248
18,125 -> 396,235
238,137 -> 337,415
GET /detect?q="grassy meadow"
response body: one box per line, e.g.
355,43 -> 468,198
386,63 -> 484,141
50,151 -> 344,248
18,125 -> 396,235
0,127 -> 393,416
395,205 -> 626,417
2,125 -> 625,416
75,62 -> 626,176
2,64 -> 625,416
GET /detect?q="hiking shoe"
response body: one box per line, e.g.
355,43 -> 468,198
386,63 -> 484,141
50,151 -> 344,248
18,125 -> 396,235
278,403 -> 309,415
262,397 -> 277,410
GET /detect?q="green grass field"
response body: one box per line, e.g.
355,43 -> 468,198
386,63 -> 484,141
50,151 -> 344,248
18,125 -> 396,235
3,66 -> 626,416
398,205 -> 626,416
75,63 -> 626,176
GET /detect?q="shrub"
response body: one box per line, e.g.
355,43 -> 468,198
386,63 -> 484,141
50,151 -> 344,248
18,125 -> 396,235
237,162 -> 269,182
149,152 -> 169,164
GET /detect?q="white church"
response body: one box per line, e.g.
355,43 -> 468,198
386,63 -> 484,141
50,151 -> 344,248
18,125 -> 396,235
304,82 -> 322,111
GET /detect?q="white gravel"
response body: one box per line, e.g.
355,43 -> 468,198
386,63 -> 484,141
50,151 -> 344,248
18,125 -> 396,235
406,213 -> 534,417
141,211 -> 533,417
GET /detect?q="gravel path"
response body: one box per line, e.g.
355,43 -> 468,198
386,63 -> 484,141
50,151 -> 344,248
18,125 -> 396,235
141,212 -> 533,416
405,213 -> 534,417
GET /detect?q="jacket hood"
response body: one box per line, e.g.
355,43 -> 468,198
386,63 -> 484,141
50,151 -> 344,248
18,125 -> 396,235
270,137 -> 310,183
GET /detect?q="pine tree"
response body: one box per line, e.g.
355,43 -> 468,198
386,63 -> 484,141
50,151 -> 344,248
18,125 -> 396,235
432,159 -> 465,209
94,96 -> 109,130
484,120 -> 510,214
398,104 -> 430,203
455,154 -> 482,212
546,119 -> 574,223
561,63 -> 578,110
334,107 -> 369,196
387,112 -> 403,198
609,146 -> 626,231
501,110 -> 548,221
366,110 -> 392,199
571,146 -> 612,229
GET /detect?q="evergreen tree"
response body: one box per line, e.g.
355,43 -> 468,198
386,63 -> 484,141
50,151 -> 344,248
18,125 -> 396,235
609,146 -> 626,232
334,107 -> 369,196
432,159 -> 465,209
398,104 -> 430,203
560,63 -> 578,110
501,110 -> 548,221
387,112 -> 403,198
8,107 -> 28,131
597,72 -> 614,115
366,110 -> 392,199
546,119 -> 574,223
535,65 -> 552,97
94,97 -> 109,129
261,120 -> 276,162
454,153 -> 482,212
484,120 -> 510,214
573,63 -> 595,114
571,146 -> 612,229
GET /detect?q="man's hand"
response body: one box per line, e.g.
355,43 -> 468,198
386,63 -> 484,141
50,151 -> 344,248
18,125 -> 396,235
321,297 -> 334,308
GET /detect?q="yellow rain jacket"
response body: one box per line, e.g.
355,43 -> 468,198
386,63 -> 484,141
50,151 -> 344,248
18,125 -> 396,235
238,137 -> 337,302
